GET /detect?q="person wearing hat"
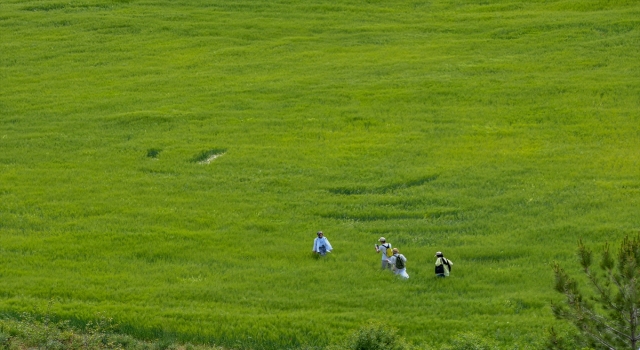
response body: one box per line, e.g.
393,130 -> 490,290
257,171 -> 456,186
375,237 -> 393,270
435,251 -> 453,277
387,248 -> 409,279
312,231 -> 333,256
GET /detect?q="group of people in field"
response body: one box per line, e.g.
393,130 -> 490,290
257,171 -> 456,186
311,231 -> 453,279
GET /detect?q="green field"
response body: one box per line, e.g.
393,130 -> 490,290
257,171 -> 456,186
1,0 -> 639,348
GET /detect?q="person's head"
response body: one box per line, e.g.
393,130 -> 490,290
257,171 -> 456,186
392,248 -> 399,255
317,231 -> 324,238
378,237 -> 386,243
435,251 -> 443,257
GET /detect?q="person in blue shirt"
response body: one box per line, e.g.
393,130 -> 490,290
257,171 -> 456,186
312,231 -> 333,256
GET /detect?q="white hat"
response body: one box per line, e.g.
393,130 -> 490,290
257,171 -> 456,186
378,237 -> 386,242
435,251 -> 443,257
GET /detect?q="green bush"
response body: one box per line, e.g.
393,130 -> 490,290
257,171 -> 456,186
0,312 -> 227,350
328,322 -> 413,350
442,332 -> 496,350
0,332 -> 9,347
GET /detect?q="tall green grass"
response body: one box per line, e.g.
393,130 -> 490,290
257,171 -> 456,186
1,0 -> 639,348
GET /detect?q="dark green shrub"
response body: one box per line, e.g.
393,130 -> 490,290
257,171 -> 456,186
0,331 -> 9,346
146,148 -> 162,158
442,332 -> 496,350
328,322 -> 413,350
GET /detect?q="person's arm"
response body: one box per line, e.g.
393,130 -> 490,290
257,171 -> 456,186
325,238 -> 333,252
312,238 -> 317,253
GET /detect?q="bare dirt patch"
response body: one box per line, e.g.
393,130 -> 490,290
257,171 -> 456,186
199,153 -> 224,164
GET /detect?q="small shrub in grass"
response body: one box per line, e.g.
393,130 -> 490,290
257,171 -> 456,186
441,332 -> 497,350
327,321 -> 413,350
146,148 -> 162,158
153,337 -> 178,350
0,331 -> 9,346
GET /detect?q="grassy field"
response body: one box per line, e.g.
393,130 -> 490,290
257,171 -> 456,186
1,0 -> 639,348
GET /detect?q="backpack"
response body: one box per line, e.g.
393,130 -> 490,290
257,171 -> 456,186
394,254 -> 405,269
435,257 -> 450,274
444,258 -> 451,271
382,243 -> 393,257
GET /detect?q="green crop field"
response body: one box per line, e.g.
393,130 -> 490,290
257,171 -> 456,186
1,0 -> 639,348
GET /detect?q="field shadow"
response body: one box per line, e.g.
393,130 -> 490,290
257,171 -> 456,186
328,174 -> 438,195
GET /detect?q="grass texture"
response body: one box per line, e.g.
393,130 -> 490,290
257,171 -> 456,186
0,308 -> 228,350
1,0 -> 639,348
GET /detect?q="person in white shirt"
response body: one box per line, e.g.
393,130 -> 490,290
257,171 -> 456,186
375,237 -> 393,270
387,248 -> 409,279
312,231 -> 333,256
435,251 -> 453,277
